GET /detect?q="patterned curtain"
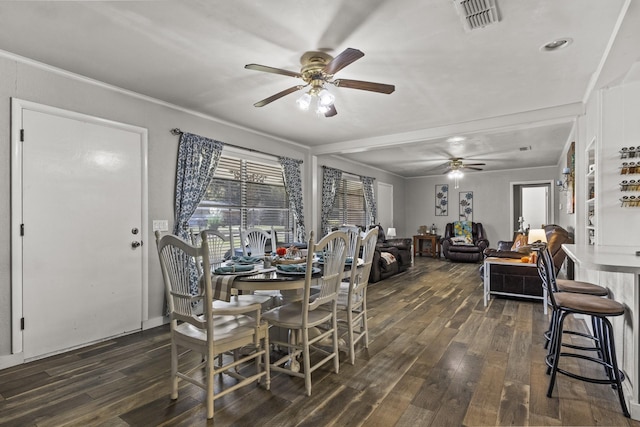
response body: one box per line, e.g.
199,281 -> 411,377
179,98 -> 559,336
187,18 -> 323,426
279,156 -> 306,242
321,166 -> 342,235
173,132 -> 223,241
361,175 -> 377,226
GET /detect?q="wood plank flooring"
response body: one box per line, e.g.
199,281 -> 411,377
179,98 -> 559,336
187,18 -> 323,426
1,257 -> 639,426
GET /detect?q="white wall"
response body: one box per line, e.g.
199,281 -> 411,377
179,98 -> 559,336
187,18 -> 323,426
405,167 -> 558,244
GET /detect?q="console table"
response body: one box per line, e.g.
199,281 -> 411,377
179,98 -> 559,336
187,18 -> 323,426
483,257 -> 547,314
413,234 -> 441,258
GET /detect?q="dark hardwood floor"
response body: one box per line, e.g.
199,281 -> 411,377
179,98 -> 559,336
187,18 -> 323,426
1,257 -> 639,426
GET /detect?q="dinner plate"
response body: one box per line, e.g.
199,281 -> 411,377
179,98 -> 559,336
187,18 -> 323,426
276,267 -> 321,276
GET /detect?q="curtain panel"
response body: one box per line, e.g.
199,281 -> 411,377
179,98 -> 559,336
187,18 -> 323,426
173,132 -> 223,241
360,175 -> 377,226
278,156 -> 306,243
321,166 -> 342,235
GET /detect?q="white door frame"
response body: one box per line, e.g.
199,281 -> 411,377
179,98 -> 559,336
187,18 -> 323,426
509,180 -> 555,235
10,98 -> 149,356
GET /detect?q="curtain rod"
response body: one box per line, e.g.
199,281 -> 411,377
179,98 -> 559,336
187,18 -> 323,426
171,128 -> 290,161
322,165 -> 375,181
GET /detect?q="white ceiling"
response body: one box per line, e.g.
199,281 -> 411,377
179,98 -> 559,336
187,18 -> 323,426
0,0 -> 631,177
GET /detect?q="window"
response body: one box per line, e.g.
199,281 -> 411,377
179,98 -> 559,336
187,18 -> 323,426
189,154 -> 292,247
327,176 -> 367,230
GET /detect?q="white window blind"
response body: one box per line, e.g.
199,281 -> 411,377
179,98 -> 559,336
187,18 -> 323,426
189,155 -> 293,244
327,176 -> 367,230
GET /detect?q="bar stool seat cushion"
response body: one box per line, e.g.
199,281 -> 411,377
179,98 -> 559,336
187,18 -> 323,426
555,292 -> 625,316
556,279 -> 609,296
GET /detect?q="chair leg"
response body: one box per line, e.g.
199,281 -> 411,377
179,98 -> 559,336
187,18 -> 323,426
170,340 -> 179,400
263,330 -> 271,390
332,309 -> 340,374
362,297 -> 369,349
601,317 -> 630,418
347,307 -> 355,365
206,350 -> 215,419
547,311 -> 567,397
303,327 -> 312,396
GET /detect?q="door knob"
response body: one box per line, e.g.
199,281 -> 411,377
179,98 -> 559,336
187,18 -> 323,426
131,241 -> 141,248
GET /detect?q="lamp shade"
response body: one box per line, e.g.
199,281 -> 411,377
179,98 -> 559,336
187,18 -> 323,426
387,227 -> 397,238
527,229 -> 547,244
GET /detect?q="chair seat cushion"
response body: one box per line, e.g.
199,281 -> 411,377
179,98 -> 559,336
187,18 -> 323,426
448,245 -> 482,253
555,292 -> 625,316
556,279 -> 608,296
175,314 -> 257,345
263,303 -> 333,328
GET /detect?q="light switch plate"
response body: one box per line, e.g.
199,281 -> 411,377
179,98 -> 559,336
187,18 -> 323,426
153,220 -> 169,232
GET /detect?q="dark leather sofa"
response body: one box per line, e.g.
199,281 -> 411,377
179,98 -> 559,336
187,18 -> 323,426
482,224 -> 572,298
368,225 -> 412,283
441,222 -> 489,263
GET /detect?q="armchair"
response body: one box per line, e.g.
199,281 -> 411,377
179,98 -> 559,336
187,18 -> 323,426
441,221 -> 489,263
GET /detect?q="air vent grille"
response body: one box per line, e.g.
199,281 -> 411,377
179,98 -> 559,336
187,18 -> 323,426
455,0 -> 500,31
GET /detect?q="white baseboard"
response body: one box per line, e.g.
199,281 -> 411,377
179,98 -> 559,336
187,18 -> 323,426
0,352 -> 24,370
143,315 -> 167,330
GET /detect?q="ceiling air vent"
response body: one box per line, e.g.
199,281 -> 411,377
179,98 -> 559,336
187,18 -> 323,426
454,0 -> 500,31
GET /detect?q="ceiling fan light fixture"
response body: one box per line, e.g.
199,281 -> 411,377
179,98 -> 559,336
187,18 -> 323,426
296,93 -> 312,110
448,169 -> 464,189
317,88 -> 335,107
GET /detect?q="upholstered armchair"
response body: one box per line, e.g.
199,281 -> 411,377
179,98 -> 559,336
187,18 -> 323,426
441,222 -> 489,263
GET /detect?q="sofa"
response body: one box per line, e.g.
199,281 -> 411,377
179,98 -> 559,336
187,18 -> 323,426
441,222 -> 489,263
481,224 -> 572,298
368,225 -> 412,283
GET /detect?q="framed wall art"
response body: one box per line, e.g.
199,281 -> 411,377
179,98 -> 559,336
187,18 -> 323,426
435,184 -> 448,216
459,191 -> 473,221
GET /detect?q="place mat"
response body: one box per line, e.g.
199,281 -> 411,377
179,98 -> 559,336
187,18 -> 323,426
276,265 -> 321,276
229,255 -> 262,265
214,265 -> 255,274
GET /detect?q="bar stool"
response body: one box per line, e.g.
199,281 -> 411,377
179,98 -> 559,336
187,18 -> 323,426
537,246 -> 630,418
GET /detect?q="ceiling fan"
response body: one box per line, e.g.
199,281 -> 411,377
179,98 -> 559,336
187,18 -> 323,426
244,48 -> 395,117
443,158 -> 486,173
443,158 -> 486,188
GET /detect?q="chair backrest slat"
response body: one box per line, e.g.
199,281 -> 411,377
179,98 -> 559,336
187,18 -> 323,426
241,227 -> 274,257
306,231 -> 349,315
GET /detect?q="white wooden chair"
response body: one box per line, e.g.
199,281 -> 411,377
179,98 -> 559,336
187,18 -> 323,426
155,232 -> 270,420
338,225 -> 361,261
262,230 -> 348,396
337,227 -> 378,364
198,229 -> 274,310
241,226 -> 275,257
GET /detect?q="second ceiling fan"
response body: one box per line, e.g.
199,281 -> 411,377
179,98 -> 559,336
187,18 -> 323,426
245,48 -> 395,117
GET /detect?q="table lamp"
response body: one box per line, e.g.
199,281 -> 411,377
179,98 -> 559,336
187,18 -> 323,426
387,227 -> 397,238
527,229 -> 547,246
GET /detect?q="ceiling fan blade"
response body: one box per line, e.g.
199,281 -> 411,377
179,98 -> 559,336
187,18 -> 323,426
253,85 -> 305,107
463,163 -> 486,166
324,104 -> 338,117
332,78 -> 395,94
245,64 -> 302,78
462,167 -> 484,171
323,48 -> 364,75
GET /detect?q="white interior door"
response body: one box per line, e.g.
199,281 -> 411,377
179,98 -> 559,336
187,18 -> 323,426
18,105 -> 146,360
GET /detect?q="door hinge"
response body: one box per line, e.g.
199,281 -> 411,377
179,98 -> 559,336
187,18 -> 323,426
20,224 -> 24,236
20,317 -> 25,330
20,129 -> 24,142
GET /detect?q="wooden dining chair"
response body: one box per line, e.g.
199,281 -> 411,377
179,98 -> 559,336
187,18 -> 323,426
338,225 -> 362,261
155,232 -> 270,420
262,230 -> 349,396
241,227 -> 275,257
337,226 -> 378,364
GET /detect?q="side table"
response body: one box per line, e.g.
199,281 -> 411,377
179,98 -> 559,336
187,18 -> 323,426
413,234 -> 441,259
